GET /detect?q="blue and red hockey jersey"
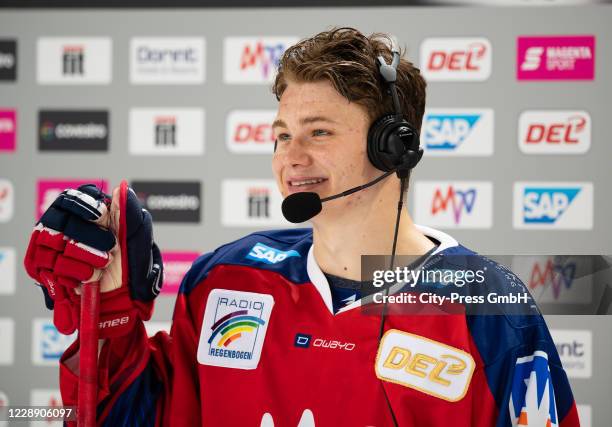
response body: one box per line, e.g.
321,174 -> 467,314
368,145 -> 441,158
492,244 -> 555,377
59,225 -> 580,427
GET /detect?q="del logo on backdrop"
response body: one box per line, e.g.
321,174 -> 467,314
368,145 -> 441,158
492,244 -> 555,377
513,182 -> 593,229
420,38 -> 491,81
413,181 -> 493,229
160,251 -> 200,295
0,39 -> 17,81
224,37 -> 299,84
30,389 -> 64,427
37,37 -> 112,84
38,110 -> 109,152
130,37 -> 205,84
0,318 -> 14,365
132,180 -> 201,223
550,329 -> 592,378
0,179 -> 14,223
32,319 -> 77,366
0,247 -> 16,295
0,109 -> 17,152
221,179 -> 289,227
517,35 -> 595,81
226,110 -> 276,154
422,109 -> 493,156
129,108 -> 205,155
37,179 -> 108,219
518,111 -> 591,154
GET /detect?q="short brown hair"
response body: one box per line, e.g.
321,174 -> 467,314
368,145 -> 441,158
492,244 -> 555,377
273,27 -> 427,132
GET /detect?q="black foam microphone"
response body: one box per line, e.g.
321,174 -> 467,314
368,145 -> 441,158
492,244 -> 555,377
281,170 -> 395,223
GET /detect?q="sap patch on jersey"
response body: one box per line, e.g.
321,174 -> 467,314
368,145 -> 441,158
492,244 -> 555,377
375,329 -> 475,402
198,289 -> 274,370
246,242 -> 300,264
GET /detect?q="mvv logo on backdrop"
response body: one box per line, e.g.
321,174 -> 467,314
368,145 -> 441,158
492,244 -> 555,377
422,109 -> 493,156
222,180 -> 289,227
0,109 -> 17,152
131,181 -> 201,223
129,108 -> 204,155
513,182 -> 593,229
37,179 -> 108,219
226,110 -> 276,154
37,37 -> 112,84
0,40 -> 17,81
130,37 -> 205,84
420,38 -> 492,81
519,111 -> 591,154
38,110 -> 109,151
413,181 -> 493,229
224,37 -> 298,84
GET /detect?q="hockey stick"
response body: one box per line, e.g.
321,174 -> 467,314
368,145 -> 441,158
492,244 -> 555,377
78,279 -> 100,426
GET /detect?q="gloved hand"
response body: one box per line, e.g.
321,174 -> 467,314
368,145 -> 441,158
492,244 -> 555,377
24,180 -> 163,338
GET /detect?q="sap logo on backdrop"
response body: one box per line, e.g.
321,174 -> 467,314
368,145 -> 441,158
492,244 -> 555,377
0,247 -> 16,295
226,110 -> 276,154
130,37 -> 205,84
0,318 -> 14,365
224,37 -> 299,84
519,111 -> 590,154
37,179 -> 108,219
423,109 -> 493,156
0,40 -> 17,81
517,35 -> 595,81
513,182 -> 593,229
32,319 -> 77,366
131,180 -> 201,223
0,109 -> 16,152
38,110 -> 109,151
221,180 -> 289,227
0,179 -> 14,222
420,38 -> 492,81
160,251 -> 200,295
413,181 -> 493,229
37,37 -> 112,84
129,108 -> 204,155
550,330 -> 592,378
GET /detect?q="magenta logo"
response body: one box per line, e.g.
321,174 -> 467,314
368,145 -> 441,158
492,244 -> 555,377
37,179 -> 108,219
0,110 -> 16,152
160,251 -> 200,295
517,36 -> 595,81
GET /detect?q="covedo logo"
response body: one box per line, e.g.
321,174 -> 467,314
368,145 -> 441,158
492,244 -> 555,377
224,37 -> 298,84
221,179 -> 288,227
513,182 -> 593,229
0,109 -> 16,152
550,330 -> 592,378
422,109 -> 493,156
0,247 -> 16,295
517,36 -> 595,80
160,251 -> 200,295
130,37 -> 205,84
37,179 -> 108,219
0,179 -> 14,222
38,110 -> 109,151
226,110 -> 276,154
37,37 -> 111,84
132,181 -> 201,223
413,181 -> 493,229
420,38 -> 492,81
0,40 -> 17,81
519,111 -> 590,154
129,108 -> 204,155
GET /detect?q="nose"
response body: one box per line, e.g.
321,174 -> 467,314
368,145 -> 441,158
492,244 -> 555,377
282,139 -> 311,168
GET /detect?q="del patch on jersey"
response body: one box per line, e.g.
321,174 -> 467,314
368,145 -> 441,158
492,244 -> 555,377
198,289 -> 274,370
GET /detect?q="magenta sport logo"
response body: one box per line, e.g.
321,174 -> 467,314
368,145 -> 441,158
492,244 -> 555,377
0,109 -> 16,152
37,179 -> 108,219
517,35 -> 595,81
160,251 -> 200,295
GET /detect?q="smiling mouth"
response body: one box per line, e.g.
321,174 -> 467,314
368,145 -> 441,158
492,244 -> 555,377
286,178 -> 328,193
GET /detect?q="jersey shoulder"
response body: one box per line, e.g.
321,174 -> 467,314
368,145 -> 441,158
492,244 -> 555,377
178,228 -> 313,295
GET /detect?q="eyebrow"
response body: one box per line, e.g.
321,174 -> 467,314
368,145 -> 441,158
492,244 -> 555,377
271,116 -> 338,129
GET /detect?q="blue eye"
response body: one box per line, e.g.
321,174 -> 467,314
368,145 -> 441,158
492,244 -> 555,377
312,129 -> 329,137
277,133 -> 291,142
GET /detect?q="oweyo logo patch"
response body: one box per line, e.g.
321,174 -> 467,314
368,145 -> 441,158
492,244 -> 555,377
0,179 -> 14,222
0,319 -> 14,365
37,37 -> 112,84
129,108 -> 204,155
0,109 -> 16,152
224,37 -> 298,84
517,36 -> 595,81
32,319 -> 77,366
131,37 -> 205,84
160,251 -> 200,295
226,110 -> 276,154
132,181 -> 201,223
221,179 -> 288,227
37,179 -> 108,219
550,329 -> 592,378
513,182 -> 593,229
413,181 -> 493,229
420,38 -> 491,81
0,248 -> 16,295
519,111 -> 590,154
422,109 -> 493,156
38,110 -> 109,151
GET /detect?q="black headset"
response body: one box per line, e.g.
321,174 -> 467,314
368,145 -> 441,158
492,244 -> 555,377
367,51 -> 423,178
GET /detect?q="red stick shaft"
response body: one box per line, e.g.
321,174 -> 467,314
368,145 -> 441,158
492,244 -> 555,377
78,281 -> 100,427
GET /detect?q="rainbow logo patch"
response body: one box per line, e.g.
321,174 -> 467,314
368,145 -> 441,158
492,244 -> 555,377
207,309 -> 266,348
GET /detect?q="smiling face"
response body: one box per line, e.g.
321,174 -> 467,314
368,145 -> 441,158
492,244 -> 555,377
272,79 -> 384,223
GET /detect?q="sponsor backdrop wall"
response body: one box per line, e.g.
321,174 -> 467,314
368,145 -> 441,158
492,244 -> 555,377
0,5 -> 611,426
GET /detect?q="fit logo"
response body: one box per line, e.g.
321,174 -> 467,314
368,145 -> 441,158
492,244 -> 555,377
62,45 -> 84,75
